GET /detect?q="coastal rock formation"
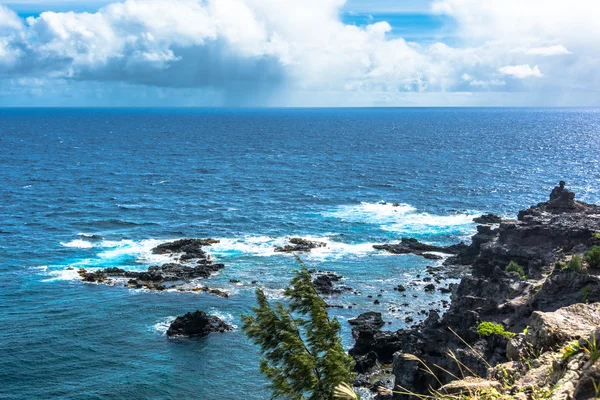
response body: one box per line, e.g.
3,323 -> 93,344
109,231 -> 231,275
373,238 -> 467,258
167,310 -> 233,337
311,271 -> 352,295
274,238 -> 326,253
351,183 -> 600,397
473,214 -> 503,224
77,238 -> 227,296
152,238 -> 220,261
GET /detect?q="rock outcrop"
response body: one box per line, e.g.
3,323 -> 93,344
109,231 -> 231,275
274,238 -> 327,253
167,310 -> 233,337
373,238 -> 467,259
76,238 -> 227,296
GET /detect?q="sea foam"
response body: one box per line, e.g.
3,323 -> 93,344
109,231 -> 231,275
60,239 -> 94,249
324,202 -> 478,237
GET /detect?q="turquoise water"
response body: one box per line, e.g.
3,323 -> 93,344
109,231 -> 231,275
1,108 -> 599,399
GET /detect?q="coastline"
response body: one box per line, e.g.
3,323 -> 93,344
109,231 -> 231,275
350,183 -> 600,399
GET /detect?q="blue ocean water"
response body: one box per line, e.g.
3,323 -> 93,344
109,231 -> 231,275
1,108 -> 599,399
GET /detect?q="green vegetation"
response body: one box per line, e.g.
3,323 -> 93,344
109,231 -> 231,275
506,261 -> 527,279
561,341 -> 581,361
583,285 -> 592,303
567,255 -> 584,273
594,232 -> 600,240
584,286 -> 592,302
585,246 -> 600,269
477,321 -> 516,339
242,260 -> 355,400
584,333 -> 600,364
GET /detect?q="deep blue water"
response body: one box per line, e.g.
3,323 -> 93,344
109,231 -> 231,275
1,108 -> 599,399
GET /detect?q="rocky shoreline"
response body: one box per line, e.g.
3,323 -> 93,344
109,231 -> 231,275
350,182 -> 600,399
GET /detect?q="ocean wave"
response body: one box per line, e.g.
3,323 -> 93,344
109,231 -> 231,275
60,239 -> 94,249
95,239 -> 170,264
79,219 -> 156,229
116,204 -> 144,210
323,202 -> 478,237
42,268 -> 82,282
207,235 -> 378,260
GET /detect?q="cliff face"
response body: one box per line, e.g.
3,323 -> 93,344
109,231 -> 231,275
351,183 -> 600,399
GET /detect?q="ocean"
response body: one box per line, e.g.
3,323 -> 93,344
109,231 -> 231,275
1,108 -> 599,399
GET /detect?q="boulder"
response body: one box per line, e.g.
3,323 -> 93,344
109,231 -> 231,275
439,377 -> 504,395
528,303 -> 600,351
167,310 -> 233,337
348,312 -> 385,331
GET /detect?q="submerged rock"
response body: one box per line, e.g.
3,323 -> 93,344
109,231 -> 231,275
167,310 -> 233,337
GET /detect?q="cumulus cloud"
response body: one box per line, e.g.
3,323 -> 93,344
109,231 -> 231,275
0,0 -> 598,105
525,45 -> 571,56
499,65 -> 543,79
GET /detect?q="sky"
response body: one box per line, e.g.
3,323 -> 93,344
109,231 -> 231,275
0,0 -> 598,107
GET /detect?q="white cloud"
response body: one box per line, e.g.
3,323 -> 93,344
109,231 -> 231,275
0,0 -> 598,105
0,4 -> 22,32
499,65 -> 543,79
525,45 -> 571,56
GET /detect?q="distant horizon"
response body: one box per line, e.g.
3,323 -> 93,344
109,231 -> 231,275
0,0 -> 598,107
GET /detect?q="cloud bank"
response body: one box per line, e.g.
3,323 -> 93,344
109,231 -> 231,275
0,0 -> 598,106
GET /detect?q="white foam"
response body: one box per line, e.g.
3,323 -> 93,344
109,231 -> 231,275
324,202 -> 416,224
42,268 -> 82,282
96,239 -> 171,264
153,316 -> 176,335
60,239 -> 94,249
206,235 -> 377,260
383,212 -> 477,235
208,309 -> 238,329
324,202 -> 478,236
208,236 -> 283,257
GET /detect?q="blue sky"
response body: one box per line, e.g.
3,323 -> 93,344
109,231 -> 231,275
0,0 -> 598,107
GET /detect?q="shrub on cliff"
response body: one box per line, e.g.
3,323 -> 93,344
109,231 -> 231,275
505,261 -> 526,279
585,246 -> 600,269
567,255 -> 584,273
477,321 -> 515,339
242,259 -> 355,400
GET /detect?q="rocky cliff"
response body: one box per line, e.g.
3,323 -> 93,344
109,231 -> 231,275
351,183 -> 600,399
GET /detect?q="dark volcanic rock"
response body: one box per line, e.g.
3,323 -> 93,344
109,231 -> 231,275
274,238 -> 327,253
349,312 -> 385,331
311,272 -> 351,295
152,238 -> 219,261
374,238 -> 467,258
473,214 -> 503,224
167,310 -> 233,337
354,351 -> 379,374
77,238 -> 226,295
